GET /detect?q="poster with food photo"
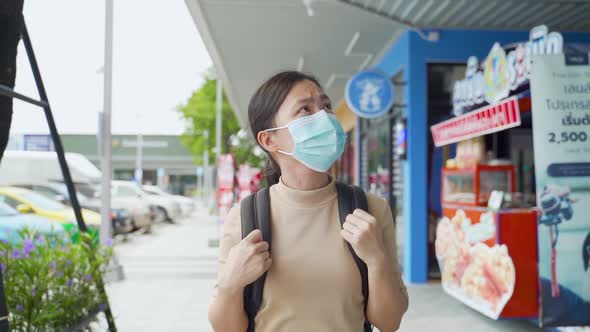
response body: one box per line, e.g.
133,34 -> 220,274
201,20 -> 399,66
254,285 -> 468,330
436,209 -> 516,319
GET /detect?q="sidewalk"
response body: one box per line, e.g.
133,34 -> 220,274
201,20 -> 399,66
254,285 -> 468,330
105,204 -> 543,332
400,283 -> 542,332
105,204 -> 220,331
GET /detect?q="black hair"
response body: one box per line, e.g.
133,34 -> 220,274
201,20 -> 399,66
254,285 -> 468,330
248,71 -> 322,186
583,231 -> 590,272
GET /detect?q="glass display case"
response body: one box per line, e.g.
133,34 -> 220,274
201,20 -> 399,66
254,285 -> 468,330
442,164 -> 515,206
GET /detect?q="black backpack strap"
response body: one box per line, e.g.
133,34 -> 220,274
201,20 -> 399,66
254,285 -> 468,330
336,182 -> 372,332
240,187 -> 271,332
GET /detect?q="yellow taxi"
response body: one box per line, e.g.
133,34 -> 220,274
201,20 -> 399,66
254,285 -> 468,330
0,187 -> 100,241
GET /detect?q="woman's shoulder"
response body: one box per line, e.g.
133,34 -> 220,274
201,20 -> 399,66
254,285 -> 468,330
222,204 -> 242,239
364,191 -> 391,221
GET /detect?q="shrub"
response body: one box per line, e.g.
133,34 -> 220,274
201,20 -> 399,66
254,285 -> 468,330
0,229 -> 113,331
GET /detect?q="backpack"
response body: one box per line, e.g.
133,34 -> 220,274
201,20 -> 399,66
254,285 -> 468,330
240,182 -> 372,332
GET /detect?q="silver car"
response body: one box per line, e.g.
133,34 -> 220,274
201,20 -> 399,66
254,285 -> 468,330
143,185 -> 195,217
112,181 -> 181,224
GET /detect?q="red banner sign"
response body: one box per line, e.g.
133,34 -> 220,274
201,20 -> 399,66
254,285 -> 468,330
431,97 -> 521,147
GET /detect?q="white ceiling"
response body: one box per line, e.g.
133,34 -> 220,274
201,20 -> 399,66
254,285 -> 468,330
185,0 -> 404,127
185,0 -> 590,127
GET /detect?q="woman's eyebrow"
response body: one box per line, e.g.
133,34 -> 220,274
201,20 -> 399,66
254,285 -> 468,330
293,94 -> 331,107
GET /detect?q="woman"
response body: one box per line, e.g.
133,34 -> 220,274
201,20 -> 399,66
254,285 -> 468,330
208,71 -> 408,332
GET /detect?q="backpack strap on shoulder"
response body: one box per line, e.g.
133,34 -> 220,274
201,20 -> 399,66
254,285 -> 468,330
240,187 -> 271,332
335,182 -> 372,332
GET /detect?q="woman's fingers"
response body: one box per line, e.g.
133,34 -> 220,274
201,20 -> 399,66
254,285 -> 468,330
353,209 -> 376,223
253,241 -> 269,253
258,250 -> 270,260
341,228 -> 355,244
346,213 -> 370,230
263,258 -> 272,271
243,229 -> 263,243
343,219 -> 361,233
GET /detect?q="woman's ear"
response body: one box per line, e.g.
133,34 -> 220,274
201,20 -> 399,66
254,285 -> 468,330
257,130 -> 279,152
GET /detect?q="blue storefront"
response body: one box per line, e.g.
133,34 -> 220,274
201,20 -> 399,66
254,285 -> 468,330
349,28 -> 590,284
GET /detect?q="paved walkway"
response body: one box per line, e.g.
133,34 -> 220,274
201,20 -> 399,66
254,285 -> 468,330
105,205 -> 219,331
105,204 -> 544,332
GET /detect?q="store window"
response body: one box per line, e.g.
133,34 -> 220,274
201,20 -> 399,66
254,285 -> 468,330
427,63 -> 466,279
361,114 -> 392,202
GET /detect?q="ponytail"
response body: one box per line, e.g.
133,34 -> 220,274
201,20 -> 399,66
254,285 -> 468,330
263,157 -> 281,186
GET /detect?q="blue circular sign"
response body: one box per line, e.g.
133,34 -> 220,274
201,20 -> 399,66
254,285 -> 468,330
345,70 -> 395,118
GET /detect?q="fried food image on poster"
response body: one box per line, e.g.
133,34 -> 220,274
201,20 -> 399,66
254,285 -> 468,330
435,209 -> 516,319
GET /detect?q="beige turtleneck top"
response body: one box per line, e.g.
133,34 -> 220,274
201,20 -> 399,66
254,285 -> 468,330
216,178 -> 407,331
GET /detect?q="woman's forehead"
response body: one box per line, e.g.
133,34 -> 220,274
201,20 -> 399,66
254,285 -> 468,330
284,80 -> 327,105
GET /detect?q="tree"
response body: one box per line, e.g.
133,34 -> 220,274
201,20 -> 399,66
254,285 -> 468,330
177,71 -> 264,168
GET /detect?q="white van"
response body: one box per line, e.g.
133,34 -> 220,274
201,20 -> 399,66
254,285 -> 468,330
0,151 -> 101,185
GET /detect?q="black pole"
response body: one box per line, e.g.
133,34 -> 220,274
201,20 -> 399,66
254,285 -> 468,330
21,20 -> 117,332
0,84 -> 48,108
20,21 -> 88,233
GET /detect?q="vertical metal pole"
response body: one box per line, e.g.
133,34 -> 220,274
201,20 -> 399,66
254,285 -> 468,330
100,1 -> 118,330
214,79 -> 222,216
210,81 -> 222,248
135,128 -> 143,184
100,0 -> 114,245
203,130 -> 209,206
215,79 -> 222,161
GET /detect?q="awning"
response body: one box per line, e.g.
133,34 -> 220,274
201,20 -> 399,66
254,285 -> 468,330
338,0 -> 590,31
185,0 -> 590,128
185,0 -> 405,127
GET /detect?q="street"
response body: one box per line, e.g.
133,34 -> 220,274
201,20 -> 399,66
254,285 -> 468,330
105,204 -> 544,332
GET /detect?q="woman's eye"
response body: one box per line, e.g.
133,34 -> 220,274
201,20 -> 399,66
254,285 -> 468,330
298,107 -> 310,114
324,103 -> 332,110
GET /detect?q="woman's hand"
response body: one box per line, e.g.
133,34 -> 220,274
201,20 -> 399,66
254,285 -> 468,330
341,209 -> 387,268
218,229 -> 272,293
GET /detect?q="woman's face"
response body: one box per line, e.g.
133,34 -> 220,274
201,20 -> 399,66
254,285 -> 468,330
269,79 -> 333,152
257,79 -> 334,174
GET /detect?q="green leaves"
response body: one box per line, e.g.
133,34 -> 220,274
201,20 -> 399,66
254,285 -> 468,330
177,71 -> 265,168
0,228 -> 113,330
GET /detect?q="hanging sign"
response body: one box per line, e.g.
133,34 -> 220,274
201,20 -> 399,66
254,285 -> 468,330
431,97 -> 521,147
531,54 -> 590,326
345,70 -> 395,118
453,25 -> 564,116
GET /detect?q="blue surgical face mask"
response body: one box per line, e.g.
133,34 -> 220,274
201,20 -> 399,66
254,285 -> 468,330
265,110 -> 346,172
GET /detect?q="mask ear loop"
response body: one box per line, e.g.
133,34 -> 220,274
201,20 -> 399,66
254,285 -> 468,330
263,126 -> 294,156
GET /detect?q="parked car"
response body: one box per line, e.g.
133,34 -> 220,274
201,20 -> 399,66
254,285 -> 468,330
0,187 -> 100,240
112,181 -> 181,224
143,185 -> 195,217
0,201 -> 66,244
11,182 -> 134,235
90,183 -> 154,233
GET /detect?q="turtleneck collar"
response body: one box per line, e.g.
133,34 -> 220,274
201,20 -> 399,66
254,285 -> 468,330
271,176 -> 337,208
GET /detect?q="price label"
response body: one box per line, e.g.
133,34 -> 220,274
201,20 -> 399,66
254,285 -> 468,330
548,131 -> 588,144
